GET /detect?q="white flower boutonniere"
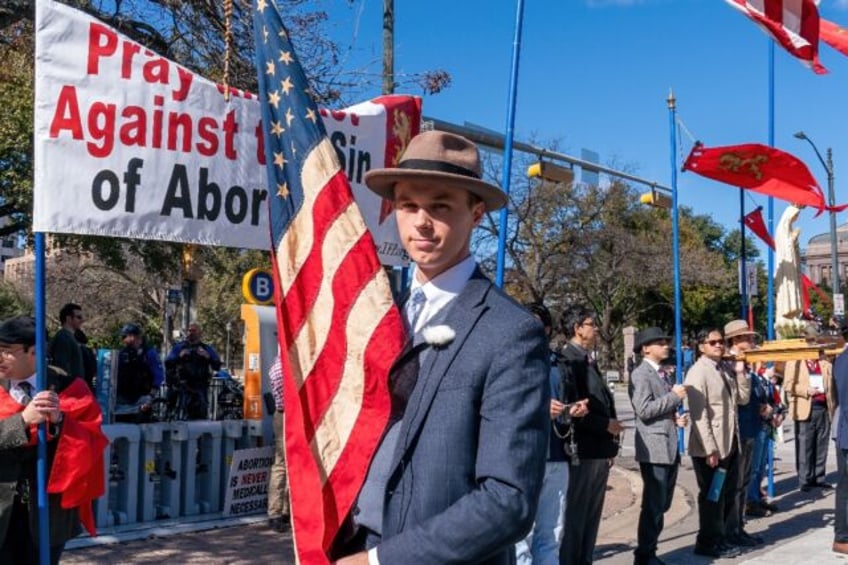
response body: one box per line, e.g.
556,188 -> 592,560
422,325 -> 456,349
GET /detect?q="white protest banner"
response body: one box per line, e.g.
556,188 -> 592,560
33,0 -> 418,265
222,446 -> 275,517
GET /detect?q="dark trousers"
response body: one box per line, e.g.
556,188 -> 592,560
634,460 -> 679,560
561,458 -> 610,565
692,446 -> 739,548
836,447 -> 848,542
796,404 -> 831,486
727,436 -> 755,536
0,497 -> 64,565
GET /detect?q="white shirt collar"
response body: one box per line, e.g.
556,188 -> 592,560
644,358 -> 662,373
408,256 -> 476,332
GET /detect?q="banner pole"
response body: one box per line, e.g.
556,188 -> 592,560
34,232 -> 51,565
495,0 -> 525,287
668,91 -> 685,455
766,39 -> 776,499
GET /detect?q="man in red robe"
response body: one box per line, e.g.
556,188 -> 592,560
0,316 -> 108,564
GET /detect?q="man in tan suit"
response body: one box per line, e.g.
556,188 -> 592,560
785,353 -> 835,491
685,327 -> 751,559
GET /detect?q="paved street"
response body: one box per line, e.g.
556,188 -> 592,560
62,388 -> 847,564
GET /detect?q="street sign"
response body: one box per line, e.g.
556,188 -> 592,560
835,293 -> 845,316
242,269 -> 275,305
738,261 -> 758,297
167,288 -> 182,304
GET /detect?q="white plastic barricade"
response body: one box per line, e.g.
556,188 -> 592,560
97,424 -> 141,527
221,420 -> 246,504
173,420 -> 223,516
137,422 -> 181,522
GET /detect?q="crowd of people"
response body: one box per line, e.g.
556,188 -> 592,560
5,129 -> 848,563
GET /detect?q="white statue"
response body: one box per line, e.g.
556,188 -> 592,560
774,204 -> 804,325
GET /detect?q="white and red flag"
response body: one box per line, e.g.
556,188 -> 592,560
726,0 -> 827,74
251,0 -> 408,562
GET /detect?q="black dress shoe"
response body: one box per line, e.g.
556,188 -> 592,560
633,555 -> 666,565
717,543 -> 742,557
694,544 -> 740,558
815,482 -> 835,490
800,483 -> 812,492
737,530 -> 764,546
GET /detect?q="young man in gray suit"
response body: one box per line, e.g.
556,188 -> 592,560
334,131 -> 550,564
628,327 -> 688,565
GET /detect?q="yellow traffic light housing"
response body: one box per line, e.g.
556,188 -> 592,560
639,188 -> 672,209
527,161 -> 574,184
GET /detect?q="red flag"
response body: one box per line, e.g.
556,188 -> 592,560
821,18 -> 848,57
0,377 -> 108,536
252,4 -> 406,563
743,207 -> 776,249
725,0 -> 827,74
683,143 -> 848,215
741,207 -> 831,310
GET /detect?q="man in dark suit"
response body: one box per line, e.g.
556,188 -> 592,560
335,131 -> 549,564
832,319 -> 848,555
558,304 -> 623,565
629,327 -> 688,565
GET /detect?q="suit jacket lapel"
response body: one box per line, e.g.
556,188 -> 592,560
390,270 -> 491,471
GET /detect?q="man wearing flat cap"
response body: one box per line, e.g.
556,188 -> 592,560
334,131 -> 549,564
0,316 -> 107,564
628,327 -> 687,565
115,323 -> 164,423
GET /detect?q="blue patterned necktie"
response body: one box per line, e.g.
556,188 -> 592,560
405,287 -> 426,334
17,381 -> 33,406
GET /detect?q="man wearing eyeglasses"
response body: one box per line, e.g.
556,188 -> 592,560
47,303 -> 84,381
0,316 -> 107,564
558,305 -> 623,565
685,327 -> 751,559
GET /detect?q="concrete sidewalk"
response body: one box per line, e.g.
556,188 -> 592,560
62,389 -> 847,564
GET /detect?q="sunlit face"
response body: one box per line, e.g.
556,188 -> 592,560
643,339 -> 670,363
574,318 -> 598,348
699,331 -> 725,361
731,334 -> 755,352
394,180 -> 485,282
0,344 -> 35,381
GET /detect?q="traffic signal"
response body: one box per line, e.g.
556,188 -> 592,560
639,188 -> 672,209
527,161 -> 574,184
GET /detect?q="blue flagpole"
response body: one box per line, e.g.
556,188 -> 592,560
495,0 -> 525,288
741,189 -> 748,319
668,91 -> 684,454
766,39 -> 776,499
34,232 -> 50,565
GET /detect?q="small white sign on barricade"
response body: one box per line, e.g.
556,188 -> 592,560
222,446 -> 275,516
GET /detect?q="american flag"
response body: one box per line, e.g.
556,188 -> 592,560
726,0 -> 826,74
251,1 -> 406,562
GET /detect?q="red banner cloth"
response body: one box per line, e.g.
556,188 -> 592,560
821,18 -> 848,57
725,0 -> 826,74
684,142 -> 847,215
0,377 -> 108,536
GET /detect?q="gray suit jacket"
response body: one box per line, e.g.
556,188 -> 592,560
375,269 -> 549,564
628,360 -> 682,465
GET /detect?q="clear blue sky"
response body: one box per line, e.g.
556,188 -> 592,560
324,0 -> 848,258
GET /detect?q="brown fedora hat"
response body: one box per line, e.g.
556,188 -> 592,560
723,319 -> 759,340
364,130 -> 508,211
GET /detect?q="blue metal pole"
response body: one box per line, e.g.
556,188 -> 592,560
740,189 -> 748,319
495,0 -> 525,288
34,232 -> 51,565
668,91 -> 684,454
767,39 -> 776,499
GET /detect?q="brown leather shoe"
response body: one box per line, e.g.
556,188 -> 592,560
833,541 -> 848,554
